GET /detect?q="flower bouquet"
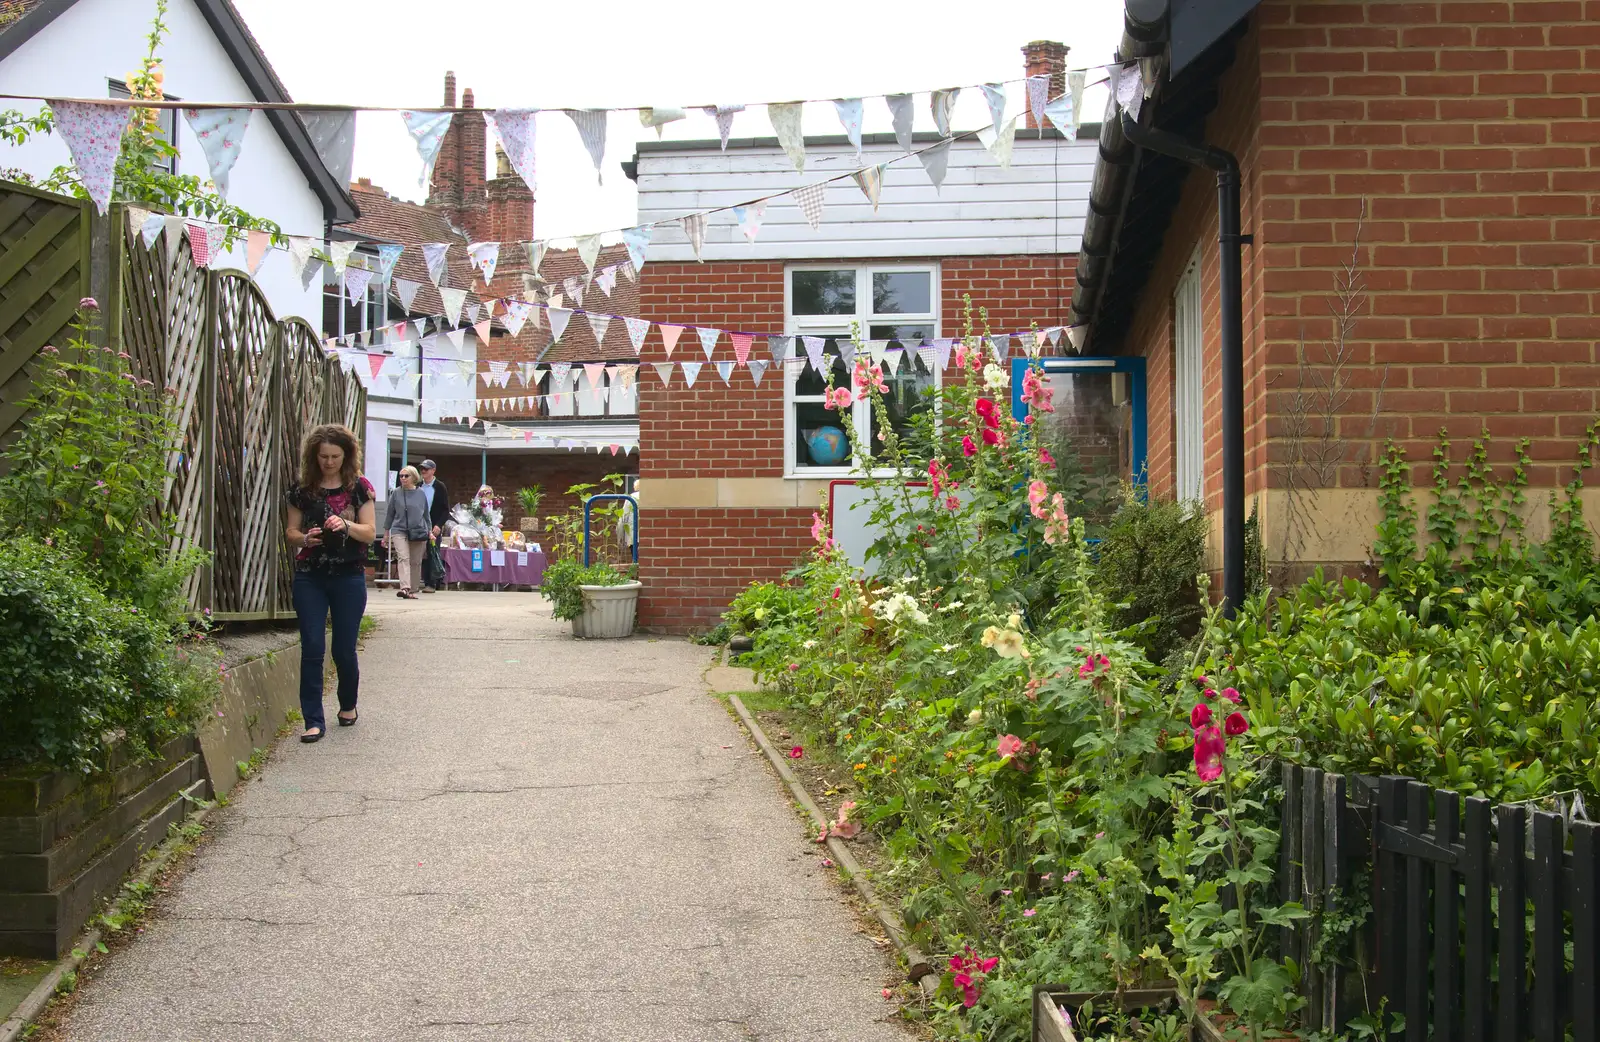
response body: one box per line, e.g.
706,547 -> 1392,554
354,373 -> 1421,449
450,492 -> 504,548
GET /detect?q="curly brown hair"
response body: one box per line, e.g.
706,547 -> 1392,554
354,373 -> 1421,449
298,424 -> 362,493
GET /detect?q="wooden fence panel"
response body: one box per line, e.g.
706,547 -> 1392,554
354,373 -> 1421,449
0,184 -> 90,446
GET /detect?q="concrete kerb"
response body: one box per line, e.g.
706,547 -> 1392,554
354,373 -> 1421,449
726,692 -> 940,1001
0,802 -> 217,1042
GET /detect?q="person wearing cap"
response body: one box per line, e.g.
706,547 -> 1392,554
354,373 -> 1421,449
417,460 -> 450,592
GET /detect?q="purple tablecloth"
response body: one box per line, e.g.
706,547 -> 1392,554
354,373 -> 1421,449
441,546 -> 548,586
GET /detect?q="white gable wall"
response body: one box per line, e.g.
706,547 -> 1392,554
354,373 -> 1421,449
635,134 -> 1098,264
0,0 -> 327,324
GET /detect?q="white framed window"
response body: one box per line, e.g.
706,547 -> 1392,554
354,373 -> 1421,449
784,264 -> 940,477
1173,247 -> 1204,504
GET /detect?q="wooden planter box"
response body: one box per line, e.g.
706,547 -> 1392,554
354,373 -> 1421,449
1033,987 -> 1229,1042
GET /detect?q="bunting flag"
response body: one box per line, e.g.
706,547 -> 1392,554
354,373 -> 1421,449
186,221 -> 213,267
468,241 -> 499,284
439,287 -> 467,327
582,362 -> 606,392
652,361 -> 674,386
794,183 -> 825,230
703,104 -> 743,149
1112,62 -> 1143,121
344,265 -> 374,305
980,83 -> 1008,137
833,98 -> 864,157
367,352 -> 387,383
886,93 -> 914,153
1043,93 -> 1076,142
852,165 -> 883,211
447,328 -> 467,352
246,229 -> 271,275
48,100 -> 132,215
1047,326 -> 1064,347
376,242 -> 404,277
526,239 -> 548,276
595,266 -> 618,296
423,243 -> 450,287
730,332 -> 753,364
587,311 -> 611,345
394,278 -> 422,313
136,209 -> 162,249
886,347 -> 907,374
659,323 -> 684,357
616,364 -> 637,391
1068,71 -> 1087,136
768,334 -> 792,363
682,213 -> 707,260
980,116 -> 1019,169
621,225 -> 652,273
326,240 -> 356,278
418,318 -> 434,338
680,361 -> 703,388
465,301 -> 481,328
400,110 -> 453,190
503,299 -> 532,336
768,102 -> 806,171
934,338 -> 954,370
484,109 -> 537,195
747,359 -> 770,385
918,345 -> 937,371
733,201 -> 767,243
547,307 -> 573,342
803,335 -> 826,374
550,362 -> 572,389
576,233 -> 603,274
716,361 -> 736,384
622,315 -> 649,354
301,110 -> 357,189
639,107 -> 685,135
919,139 -> 952,191
564,109 -> 608,182
696,326 -> 720,359
182,107 -> 251,199
474,318 -> 492,344
162,215 -> 185,254
1066,326 -> 1087,351
1027,75 -> 1051,127
989,334 -> 1009,363
930,88 -> 960,138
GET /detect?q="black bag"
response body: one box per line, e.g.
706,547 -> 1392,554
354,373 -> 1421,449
423,540 -> 446,588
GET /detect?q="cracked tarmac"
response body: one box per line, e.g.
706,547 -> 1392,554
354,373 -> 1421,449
58,593 -> 914,1042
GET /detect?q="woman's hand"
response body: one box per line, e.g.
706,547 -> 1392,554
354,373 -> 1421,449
303,526 -> 323,548
324,514 -> 346,533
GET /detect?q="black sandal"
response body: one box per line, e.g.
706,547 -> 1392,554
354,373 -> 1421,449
300,727 -> 324,743
337,710 -> 359,727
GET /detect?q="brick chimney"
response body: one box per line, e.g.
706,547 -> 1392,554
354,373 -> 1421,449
427,73 -> 488,239
1022,40 -> 1069,129
485,145 -> 534,288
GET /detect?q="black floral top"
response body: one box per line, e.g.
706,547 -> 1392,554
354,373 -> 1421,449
287,477 -> 375,574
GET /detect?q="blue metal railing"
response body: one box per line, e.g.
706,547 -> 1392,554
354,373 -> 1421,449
582,494 -> 639,567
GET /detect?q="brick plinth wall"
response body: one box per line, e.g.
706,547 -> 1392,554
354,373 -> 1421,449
639,508 -> 815,634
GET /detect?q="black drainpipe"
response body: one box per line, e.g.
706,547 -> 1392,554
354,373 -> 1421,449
1118,110 -> 1248,616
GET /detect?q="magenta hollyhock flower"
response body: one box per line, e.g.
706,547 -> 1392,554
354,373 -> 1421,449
1193,724 -> 1225,782
1224,711 -> 1250,736
1040,448 -> 1056,467
962,435 -> 978,457
1191,703 -> 1213,728
789,745 -> 803,759
981,427 -> 1002,447
40,344 -> 59,355
78,296 -> 98,311
945,495 -> 961,512
1220,687 -> 1242,704
1023,908 -> 1037,917
996,734 -> 1024,760
975,397 -> 997,421
1202,687 -> 1216,700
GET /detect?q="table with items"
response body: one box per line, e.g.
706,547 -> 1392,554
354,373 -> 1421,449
439,545 -> 547,588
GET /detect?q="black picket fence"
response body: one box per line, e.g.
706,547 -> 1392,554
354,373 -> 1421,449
1279,764 -> 1600,1042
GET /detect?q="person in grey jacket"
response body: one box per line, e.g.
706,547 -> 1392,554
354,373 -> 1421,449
383,466 -> 431,598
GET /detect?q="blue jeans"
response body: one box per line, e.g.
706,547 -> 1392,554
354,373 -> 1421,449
292,570 -> 367,733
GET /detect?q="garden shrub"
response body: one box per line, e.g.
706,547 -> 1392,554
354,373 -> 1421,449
541,559 -> 633,621
1089,492 -> 1208,663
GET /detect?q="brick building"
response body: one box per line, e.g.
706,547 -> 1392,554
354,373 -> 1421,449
629,42 -> 1101,633
1070,0 -> 1600,580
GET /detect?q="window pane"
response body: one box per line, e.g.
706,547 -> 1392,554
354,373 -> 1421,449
868,323 -> 934,348
795,400 -> 852,468
792,270 -> 856,315
872,272 -> 931,315
792,337 -> 850,396
1032,369 -> 1133,526
870,354 -> 935,458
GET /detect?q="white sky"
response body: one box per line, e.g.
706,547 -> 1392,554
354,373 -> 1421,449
233,0 -> 1128,241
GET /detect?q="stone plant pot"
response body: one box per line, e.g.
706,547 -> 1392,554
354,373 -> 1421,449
572,581 -> 641,639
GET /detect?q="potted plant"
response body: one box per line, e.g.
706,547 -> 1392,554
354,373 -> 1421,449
542,559 -> 641,638
516,485 -> 543,533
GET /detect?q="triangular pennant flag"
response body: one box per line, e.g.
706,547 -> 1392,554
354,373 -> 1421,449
393,278 -> 421,314
473,319 -> 492,345
802,335 -> 826,374
1046,326 -> 1064,347
504,299 -> 532,336
246,229 -> 271,275
423,243 -> 450,287
852,165 -> 883,211
480,371 -> 494,388
1112,62 -> 1143,121
400,110 -> 453,190
979,116 -> 1019,169
658,323 -> 684,358
439,287 -> 467,327
185,222 -> 213,268
702,104 -> 744,149
619,261 -> 637,282
919,139 -> 952,191
980,82 -> 1008,137
680,361 -> 703,388
768,334 -> 792,363
367,353 -> 388,382
301,110 -> 357,189
484,109 -> 537,195
733,201 -> 767,243
595,266 -> 618,296
934,338 -> 955,371
587,311 -> 612,346
563,109 -> 608,183
576,233 -> 603,274
838,338 -> 856,368
468,241 -> 499,285
415,317 -> 432,337
883,347 -> 905,374
1027,75 -> 1051,127
865,340 -> 887,365
616,364 -> 637,391
1066,326 -> 1087,351
162,215 -> 186,254
48,100 -> 132,215
547,307 -> 573,343
716,360 -> 735,384
127,204 -> 151,239
747,359 -> 770,385
582,362 -> 606,391
793,183 -> 825,230
696,326 -> 721,360
989,334 -> 1010,363
682,213 -> 707,261
886,93 -> 914,153
639,107 -> 686,134
373,243 -> 404,278
288,236 -> 318,279
1068,70 -> 1086,137
1043,94 -> 1076,142
182,107 -> 251,199
139,211 -> 163,249
833,98 -> 864,156
525,239 -> 548,276
344,265 -> 374,305
652,361 -> 674,386
621,225 -> 652,272
551,362 -> 572,388
918,345 -> 936,371
930,88 -> 960,138
622,315 -> 650,355
768,101 -> 806,171
327,240 -> 356,279
730,332 -> 753,364
447,329 -> 467,353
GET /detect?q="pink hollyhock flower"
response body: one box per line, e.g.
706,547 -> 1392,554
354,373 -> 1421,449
787,663 -> 800,673
1023,908 -> 1037,917
928,459 -> 948,496
1202,687 -> 1216,700
811,512 -> 826,543
1027,479 -> 1049,515
996,734 -> 1024,760
981,427 -> 1003,447
1220,687 -> 1242,704
1224,711 -> 1250,736
1193,724 -> 1225,782
789,745 -> 803,758
945,495 -> 961,512
882,988 -> 892,999
962,435 -> 978,457
1191,703 -> 1213,728
832,586 -> 842,599
1020,368 -> 1056,413
953,345 -> 968,369
1040,448 -> 1056,467
1065,869 -> 1081,882
974,397 -> 998,424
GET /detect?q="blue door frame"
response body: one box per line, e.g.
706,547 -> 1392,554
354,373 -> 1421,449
1009,356 -> 1148,489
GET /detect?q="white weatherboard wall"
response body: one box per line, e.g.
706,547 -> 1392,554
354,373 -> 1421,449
635,134 -> 1098,263
0,0 -> 327,324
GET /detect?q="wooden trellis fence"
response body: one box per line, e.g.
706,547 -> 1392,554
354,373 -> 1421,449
0,180 -> 364,620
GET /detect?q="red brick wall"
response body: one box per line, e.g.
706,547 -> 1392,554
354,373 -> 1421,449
638,508 -> 815,634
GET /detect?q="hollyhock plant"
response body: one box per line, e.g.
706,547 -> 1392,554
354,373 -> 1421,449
1020,367 -> 1055,413
996,734 -> 1024,760
981,427 -> 1003,447
1193,724 -> 1225,782
1220,687 -> 1242,704
974,397 -> 1000,428
948,946 -> 1000,1008
1191,703 -> 1213,728
962,435 -> 978,457
1225,710 -> 1249,736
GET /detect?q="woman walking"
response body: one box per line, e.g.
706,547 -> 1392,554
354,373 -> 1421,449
384,465 -> 430,599
285,424 -> 376,743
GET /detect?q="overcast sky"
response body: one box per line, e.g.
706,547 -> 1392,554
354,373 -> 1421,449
233,0 -> 1127,242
